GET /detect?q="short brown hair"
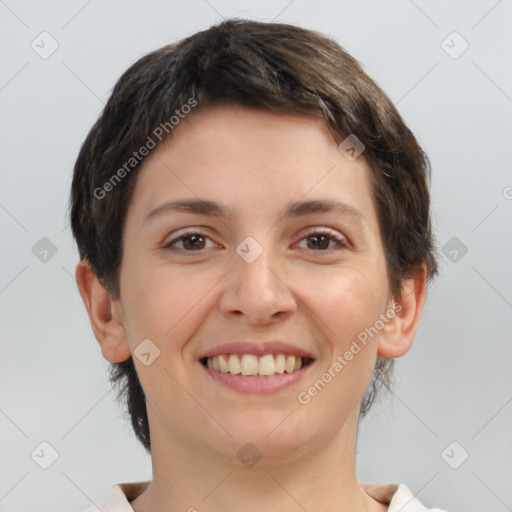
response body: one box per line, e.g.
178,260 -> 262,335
70,18 -> 439,454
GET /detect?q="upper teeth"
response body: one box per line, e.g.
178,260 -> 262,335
205,354 -> 305,376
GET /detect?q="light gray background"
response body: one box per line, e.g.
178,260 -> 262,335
1,1 -> 511,511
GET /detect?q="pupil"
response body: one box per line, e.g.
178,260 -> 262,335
186,235 -> 204,249
309,235 -> 328,249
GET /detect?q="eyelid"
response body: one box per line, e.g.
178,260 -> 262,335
295,227 -> 349,250
161,228 -> 217,251
162,226 -> 349,253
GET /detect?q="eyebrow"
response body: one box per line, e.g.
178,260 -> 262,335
144,198 -> 365,225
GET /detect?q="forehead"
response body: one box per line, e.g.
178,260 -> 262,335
128,104 -> 378,228
159,103 -> 339,165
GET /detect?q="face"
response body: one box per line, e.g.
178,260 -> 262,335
113,104 -> 397,463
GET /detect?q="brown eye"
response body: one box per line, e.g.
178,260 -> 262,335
306,234 -> 331,250
180,234 -> 207,250
163,231 -> 215,251
297,229 -> 347,252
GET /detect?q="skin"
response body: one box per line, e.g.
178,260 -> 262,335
76,104 -> 427,512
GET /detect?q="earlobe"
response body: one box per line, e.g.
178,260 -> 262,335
377,264 -> 427,359
75,260 -> 132,363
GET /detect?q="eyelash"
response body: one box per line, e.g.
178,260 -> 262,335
162,228 -> 348,254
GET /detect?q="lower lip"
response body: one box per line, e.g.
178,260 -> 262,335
199,361 -> 314,394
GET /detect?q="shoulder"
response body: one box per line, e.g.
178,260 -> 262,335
87,480 -> 449,512
360,481 -> 449,511
82,481 -> 150,512
388,483 -> 449,512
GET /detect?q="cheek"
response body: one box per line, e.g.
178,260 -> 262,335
120,257 -> 171,340
295,269 -> 383,420
296,264 -> 387,344
121,259 -> 220,351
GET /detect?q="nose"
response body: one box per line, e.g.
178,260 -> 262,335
217,242 -> 297,325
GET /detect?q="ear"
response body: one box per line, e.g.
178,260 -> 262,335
377,264 -> 427,358
75,260 -> 131,363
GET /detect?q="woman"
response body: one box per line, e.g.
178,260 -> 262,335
71,18 -> 446,512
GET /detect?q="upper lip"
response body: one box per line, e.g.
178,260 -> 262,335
198,341 -> 315,360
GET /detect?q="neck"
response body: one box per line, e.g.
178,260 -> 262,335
130,409 -> 384,512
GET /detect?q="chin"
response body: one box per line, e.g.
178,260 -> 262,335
213,413 -> 310,456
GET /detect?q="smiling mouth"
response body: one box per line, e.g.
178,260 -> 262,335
200,353 -> 314,376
